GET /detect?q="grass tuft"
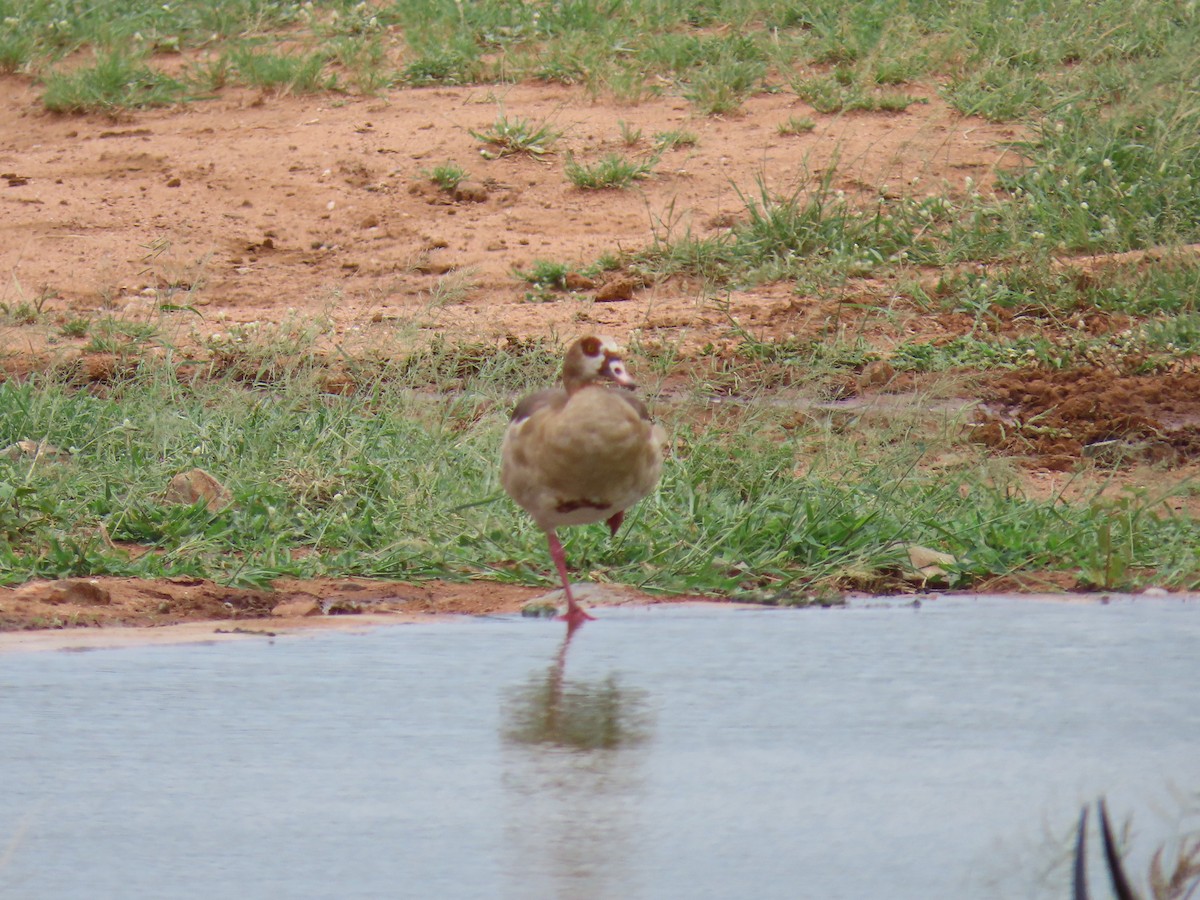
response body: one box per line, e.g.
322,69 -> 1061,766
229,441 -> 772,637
42,51 -> 186,113
471,113 -> 562,159
564,151 -> 660,189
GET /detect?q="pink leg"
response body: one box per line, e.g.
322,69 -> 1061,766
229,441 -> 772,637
546,530 -> 595,623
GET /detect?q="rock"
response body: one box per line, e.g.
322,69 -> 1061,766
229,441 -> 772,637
415,261 -> 454,275
564,272 -> 596,291
271,597 -> 323,618
595,277 -> 637,302
452,180 -> 488,203
858,360 -> 896,391
164,468 -> 232,513
907,545 -> 957,580
45,578 -> 111,606
77,353 -> 124,383
2,439 -> 70,463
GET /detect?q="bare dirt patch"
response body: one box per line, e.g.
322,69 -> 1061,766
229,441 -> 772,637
0,575 -> 538,632
975,369 -> 1200,471
0,574 -> 708,644
0,79 -> 1014,361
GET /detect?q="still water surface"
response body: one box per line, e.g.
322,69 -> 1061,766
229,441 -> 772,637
2,598 -> 1198,899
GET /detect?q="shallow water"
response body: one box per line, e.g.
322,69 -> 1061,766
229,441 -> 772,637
2,598 -> 1198,899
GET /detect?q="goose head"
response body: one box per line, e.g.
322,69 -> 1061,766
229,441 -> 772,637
562,335 -> 636,394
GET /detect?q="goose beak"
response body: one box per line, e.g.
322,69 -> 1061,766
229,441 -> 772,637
603,356 -> 637,389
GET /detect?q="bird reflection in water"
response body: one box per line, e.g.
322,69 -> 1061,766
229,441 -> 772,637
503,619 -> 651,751
499,619 -> 653,896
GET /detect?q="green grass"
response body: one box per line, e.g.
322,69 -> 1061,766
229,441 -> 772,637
791,72 -> 921,114
224,45 -> 335,94
653,129 -> 699,151
515,260 -> 571,290
777,115 -> 816,136
470,113 -> 562,159
41,50 -> 187,113
682,54 -> 766,115
1,357 -> 1196,593
426,161 -> 470,193
564,151 -> 660,190
3,0 -> 1193,116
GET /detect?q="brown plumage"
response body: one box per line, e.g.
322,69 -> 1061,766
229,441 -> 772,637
501,336 -> 667,624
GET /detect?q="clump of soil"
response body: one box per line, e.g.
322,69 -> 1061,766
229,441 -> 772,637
974,367 -> 1200,470
0,576 -> 551,633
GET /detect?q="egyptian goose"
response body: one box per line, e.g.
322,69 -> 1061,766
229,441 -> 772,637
501,335 -> 667,624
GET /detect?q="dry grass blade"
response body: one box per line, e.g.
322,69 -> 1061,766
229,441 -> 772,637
1150,837 -> 1200,900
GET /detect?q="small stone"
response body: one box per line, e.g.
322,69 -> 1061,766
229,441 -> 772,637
452,180 -> 489,203
271,598 -> 323,618
165,176 -> 181,188
46,578 -> 111,606
564,272 -> 596,291
415,261 -> 454,275
595,278 -> 637,302
80,353 -> 131,382
2,439 -> 70,462
858,360 -> 896,391
164,468 -> 232,513
360,214 -> 380,229
907,545 -> 956,580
